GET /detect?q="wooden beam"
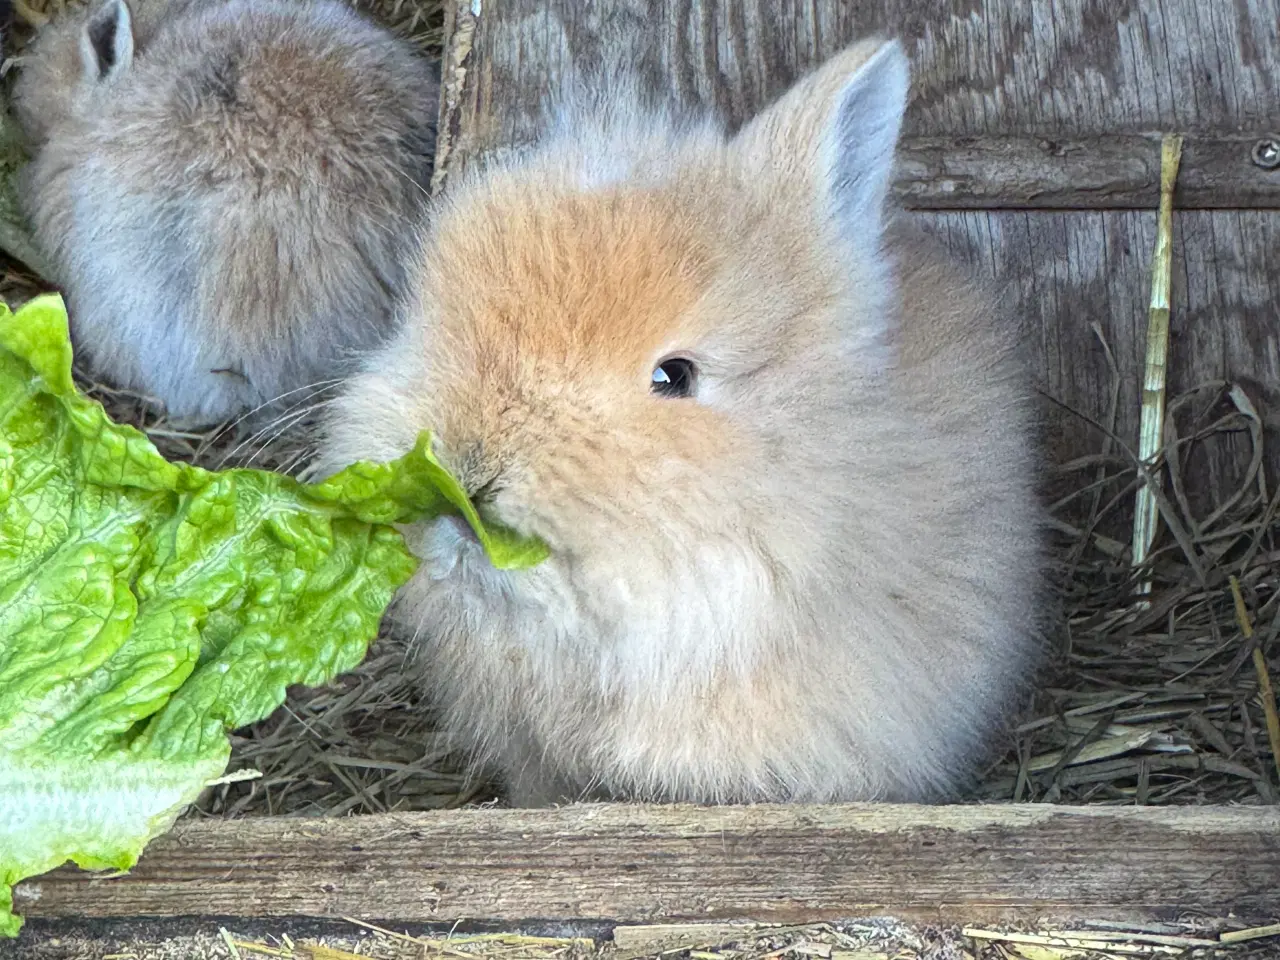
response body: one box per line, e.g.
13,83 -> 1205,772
891,134 -> 1280,211
442,128 -> 1280,211
430,0 -> 1280,212
13,804 -> 1280,926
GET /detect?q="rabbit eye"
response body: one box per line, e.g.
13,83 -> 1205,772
652,358 -> 697,398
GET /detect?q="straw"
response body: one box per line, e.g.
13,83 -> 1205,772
1130,134 -> 1184,594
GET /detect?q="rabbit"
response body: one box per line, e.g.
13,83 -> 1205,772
314,37 -> 1046,807
12,0 -> 438,426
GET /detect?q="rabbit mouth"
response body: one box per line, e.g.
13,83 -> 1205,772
446,512 -> 481,544
414,513 -> 486,581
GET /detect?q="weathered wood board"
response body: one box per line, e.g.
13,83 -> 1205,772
436,0 -> 1280,158
13,804 -> 1280,926
894,135 -> 1280,211
434,0 -> 1280,512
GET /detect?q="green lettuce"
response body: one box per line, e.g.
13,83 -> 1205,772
0,294 -> 546,936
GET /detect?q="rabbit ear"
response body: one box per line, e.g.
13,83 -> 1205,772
733,39 -> 909,251
79,0 -> 134,83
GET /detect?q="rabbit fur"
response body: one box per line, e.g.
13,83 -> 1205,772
14,0 -> 438,425
316,38 -> 1047,806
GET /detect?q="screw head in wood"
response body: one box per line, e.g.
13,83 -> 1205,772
1252,138 -> 1280,169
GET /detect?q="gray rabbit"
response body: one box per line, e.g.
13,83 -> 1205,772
14,0 -> 438,425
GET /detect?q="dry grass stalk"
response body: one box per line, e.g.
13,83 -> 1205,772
1230,576 -> 1280,783
979,371 -> 1278,806
1130,134 -> 1184,594
1220,924 -> 1280,945
220,928 -> 246,960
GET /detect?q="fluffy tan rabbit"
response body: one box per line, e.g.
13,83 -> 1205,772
13,0 -> 437,425
317,38 -> 1045,806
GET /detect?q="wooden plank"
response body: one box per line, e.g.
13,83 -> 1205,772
443,127 -> 1280,211
12,804 -> 1280,926
434,0 -> 1280,190
893,134 -> 1280,211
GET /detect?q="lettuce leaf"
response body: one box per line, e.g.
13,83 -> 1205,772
306,433 -> 551,569
0,294 -> 545,936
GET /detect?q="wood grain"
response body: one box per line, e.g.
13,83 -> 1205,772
442,128 -> 1280,211
14,804 -> 1280,925
434,0 -> 1280,187
894,135 -> 1280,211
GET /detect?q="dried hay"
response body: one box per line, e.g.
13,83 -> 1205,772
6,918 -> 1280,960
974,375 -> 1280,807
